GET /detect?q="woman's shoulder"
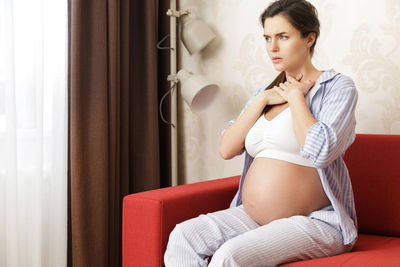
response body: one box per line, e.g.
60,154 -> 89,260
323,69 -> 357,95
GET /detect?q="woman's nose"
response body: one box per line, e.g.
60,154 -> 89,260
270,39 -> 279,52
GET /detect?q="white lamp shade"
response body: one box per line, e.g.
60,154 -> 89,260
180,15 -> 216,55
177,69 -> 220,112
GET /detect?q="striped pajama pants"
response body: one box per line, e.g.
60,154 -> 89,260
164,204 -> 356,267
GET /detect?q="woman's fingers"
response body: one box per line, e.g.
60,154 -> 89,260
286,75 -> 297,83
301,79 -> 315,88
273,85 -> 282,91
286,73 -> 303,83
273,86 -> 285,99
279,82 -> 288,90
271,88 -> 285,101
263,87 -> 287,105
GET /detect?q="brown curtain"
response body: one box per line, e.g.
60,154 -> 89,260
67,0 -> 171,266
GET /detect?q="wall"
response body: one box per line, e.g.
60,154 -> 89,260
177,0 -> 400,185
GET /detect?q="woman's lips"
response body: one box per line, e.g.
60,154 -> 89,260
272,57 -> 282,63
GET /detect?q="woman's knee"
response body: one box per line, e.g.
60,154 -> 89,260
208,237 -> 244,267
168,219 -> 194,242
168,216 -> 209,246
168,223 -> 182,241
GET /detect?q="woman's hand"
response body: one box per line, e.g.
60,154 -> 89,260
255,87 -> 287,105
273,73 -> 315,102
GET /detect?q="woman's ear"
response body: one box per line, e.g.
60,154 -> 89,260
306,32 -> 316,48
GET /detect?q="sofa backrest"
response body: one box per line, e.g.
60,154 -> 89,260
343,133 -> 400,237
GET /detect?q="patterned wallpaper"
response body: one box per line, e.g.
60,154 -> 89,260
177,0 -> 400,185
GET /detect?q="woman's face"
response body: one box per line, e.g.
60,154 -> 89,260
263,14 -> 314,72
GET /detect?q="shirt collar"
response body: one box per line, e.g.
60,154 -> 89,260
308,68 -> 340,102
318,68 -> 339,84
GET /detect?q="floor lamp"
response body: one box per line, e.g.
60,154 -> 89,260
158,0 -> 220,187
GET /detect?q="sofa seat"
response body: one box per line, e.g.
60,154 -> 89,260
281,233 -> 400,266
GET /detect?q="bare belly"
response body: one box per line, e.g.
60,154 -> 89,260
242,157 -> 331,226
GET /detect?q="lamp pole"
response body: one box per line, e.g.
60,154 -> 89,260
165,4 -> 214,187
168,0 -> 178,187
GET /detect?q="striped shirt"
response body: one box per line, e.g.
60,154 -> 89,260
221,68 -> 358,245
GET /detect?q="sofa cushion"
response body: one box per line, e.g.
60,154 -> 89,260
280,233 -> 400,266
343,134 -> 400,237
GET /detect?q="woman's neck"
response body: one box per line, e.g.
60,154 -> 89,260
285,60 -> 322,83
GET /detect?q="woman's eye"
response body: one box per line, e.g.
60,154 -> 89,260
264,36 -> 288,42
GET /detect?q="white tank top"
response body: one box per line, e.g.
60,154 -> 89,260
244,94 -> 315,167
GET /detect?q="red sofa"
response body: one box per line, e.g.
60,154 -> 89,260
122,134 -> 400,266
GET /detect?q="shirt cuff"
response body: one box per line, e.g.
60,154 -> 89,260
299,122 -> 322,164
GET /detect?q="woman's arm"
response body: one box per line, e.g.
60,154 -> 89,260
299,76 -> 358,168
219,93 -> 268,160
219,86 -> 286,160
274,74 -> 358,168
288,93 -> 317,148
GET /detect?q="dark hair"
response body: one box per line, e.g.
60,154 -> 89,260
259,0 -> 320,114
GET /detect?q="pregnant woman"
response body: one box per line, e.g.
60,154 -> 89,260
164,0 -> 358,266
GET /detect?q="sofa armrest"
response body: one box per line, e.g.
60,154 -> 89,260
122,175 -> 240,267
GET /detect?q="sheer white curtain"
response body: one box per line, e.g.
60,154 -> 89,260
0,0 -> 68,266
